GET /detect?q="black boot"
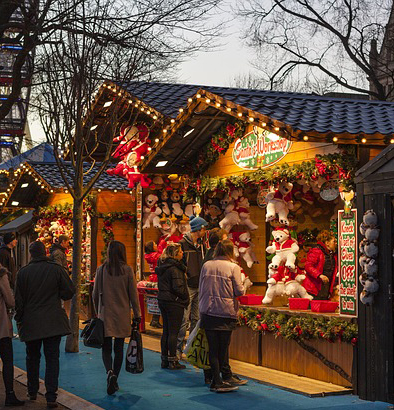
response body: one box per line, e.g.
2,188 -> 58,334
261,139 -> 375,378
168,356 -> 186,370
150,315 -> 163,328
5,391 -> 25,407
161,355 -> 169,369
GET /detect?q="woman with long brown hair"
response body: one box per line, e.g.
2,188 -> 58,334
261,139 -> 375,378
199,239 -> 245,393
93,240 -> 141,395
156,242 -> 189,370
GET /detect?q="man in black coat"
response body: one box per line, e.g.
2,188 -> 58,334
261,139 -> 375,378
0,232 -> 17,290
15,241 -> 75,408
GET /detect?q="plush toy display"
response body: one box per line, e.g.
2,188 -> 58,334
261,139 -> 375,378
143,194 -> 162,229
266,227 -> 299,271
235,194 -> 258,231
262,266 -> 313,304
205,197 -> 223,229
358,209 -> 379,305
158,190 -> 171,216
219,192 -> 241,232
265,181 -> 294,226
231,231 -> 258,268
170,190 -> 184,218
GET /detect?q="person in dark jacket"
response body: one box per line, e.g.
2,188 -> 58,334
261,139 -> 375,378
14,241 -> 75,408
0,232 -> 17,290
49,235 -> 69,272
303,230 -> 338,300
176,215 -> 208,355
0,264 -> 24,407
156,242 -> 189,370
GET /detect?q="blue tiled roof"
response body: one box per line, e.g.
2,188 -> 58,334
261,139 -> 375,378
121,81 -> 394,136
0,143 -> 55,170
27,162 -> 129,190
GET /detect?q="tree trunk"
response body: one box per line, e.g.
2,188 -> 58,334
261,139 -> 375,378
65,198 -> 84,353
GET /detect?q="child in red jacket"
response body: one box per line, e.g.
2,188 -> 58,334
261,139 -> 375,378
144,239 -> 167,328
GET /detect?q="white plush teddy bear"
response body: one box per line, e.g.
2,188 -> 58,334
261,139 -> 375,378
265,181 -> 294,226
266,227 -> 299,271
231,231 -> 258,268
49,221 -> 60,234
219,192 -> 241,232
235,195 -> 258,231
143,194 -> 162,229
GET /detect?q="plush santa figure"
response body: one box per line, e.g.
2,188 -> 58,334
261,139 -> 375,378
231,231 -> 258,268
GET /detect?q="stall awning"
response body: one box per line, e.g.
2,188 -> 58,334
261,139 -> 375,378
0,210 -> 34,234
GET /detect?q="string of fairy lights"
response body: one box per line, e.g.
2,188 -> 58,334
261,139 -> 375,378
99,81 -> 394,165
0,162 -> 131,210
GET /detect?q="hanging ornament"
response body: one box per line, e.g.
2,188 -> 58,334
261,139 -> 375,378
320,180 -> 339,201
257,185 -> 271,208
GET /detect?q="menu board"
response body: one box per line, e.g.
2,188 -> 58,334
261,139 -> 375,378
338,209 -> 358,316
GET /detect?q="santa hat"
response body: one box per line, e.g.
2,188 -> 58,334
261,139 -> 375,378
275,227 -> 290,236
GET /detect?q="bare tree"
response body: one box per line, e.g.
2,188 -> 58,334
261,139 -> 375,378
33,0 -> 223,352
237,0 -> 394,100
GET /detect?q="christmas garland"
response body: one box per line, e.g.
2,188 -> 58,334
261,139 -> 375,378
238,307 -> 358,345
194,121 -> 246,175
186,147 -> 357,196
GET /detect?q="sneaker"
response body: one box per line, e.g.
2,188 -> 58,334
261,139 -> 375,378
168,359 -> 186,370
5,391 -> 24,406
150,321 -> 163,329
204,376 -> 212,385
107,370 -> 117,395
47,402 -> 58,409
27,393 -> 37,400
210,382 -> 238,393
225,375 -> 248,386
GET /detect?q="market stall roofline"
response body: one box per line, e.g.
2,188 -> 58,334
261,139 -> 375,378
94,81 -> 394,172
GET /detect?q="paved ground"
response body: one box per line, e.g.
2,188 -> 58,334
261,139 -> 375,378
9,333 -> 394,410
0,371 -> 67,410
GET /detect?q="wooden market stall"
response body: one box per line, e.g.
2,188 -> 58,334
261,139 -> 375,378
85,81 -> 394,389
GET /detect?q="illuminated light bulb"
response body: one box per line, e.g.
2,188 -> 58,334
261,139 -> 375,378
103,84 -> 107,88
155,138 -> 160,143
179,108 -> 184,113
391,139 -> 394,144
216,103 -> 221,108
134,103 -> 138,107
148,147 -> 152,151
65,189 -> 68,193
249,117 -> 254,122
262,122 -> 267,127
188,98 -> 193,103
163,129 -> 167,134
205,98 -> 211,103
274,126 -> 280,132
35,178 -> 38,181
6,189 -> 10,192
226,107 -> 231,112
171,119 -> 175,123
140,107 -> 144,112
50,190 -> 54,193
118,92 -> 122,96
147,110 -> 151,114
153,115 -> 158,120
333,137 -> 338,142
98,188 -> 102,192
361,138 -> 367,143
128,100 -> 132,104
196,93 -> 201,98
140,156 -> 145,160
28,172 -> 32,175
303,135 -> 309,141
114,189 -> 118,193
237,112 -> 242,117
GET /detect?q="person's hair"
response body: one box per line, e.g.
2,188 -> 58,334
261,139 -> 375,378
57,235 -> 69,245
160,242 -> 181,261
208,228 -> 227,248
29,240 -> 46,258
144,241 -> 155,254
317,230 -> 335,244
213,239 -> 234,260
105,240 -> 127,276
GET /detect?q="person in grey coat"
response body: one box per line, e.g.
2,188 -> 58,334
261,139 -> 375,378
93,240 -> 141,396
0,264 -> 24,407
15,241 -> 75,408
49,235 -> 70,273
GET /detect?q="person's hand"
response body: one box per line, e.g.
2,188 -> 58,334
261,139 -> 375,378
319,274 -> 329,283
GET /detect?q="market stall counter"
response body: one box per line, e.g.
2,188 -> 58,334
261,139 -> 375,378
230,304 -> 357,387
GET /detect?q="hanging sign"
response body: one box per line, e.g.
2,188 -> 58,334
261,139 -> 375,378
338,209 -> 358,316
232,126 -> 292,170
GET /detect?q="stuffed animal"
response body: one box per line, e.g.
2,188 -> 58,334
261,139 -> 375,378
363,209 -> 378,227
168,174 -> 182,189
219,193 -> 241,232
183,198 -> 195,218
143,194 -> 162,229
359,274 -> 379,293
158,190 -> 171,216
266,227 -> 299,270
365,226 -> 380,241
231,231 -> 258,268
360,289 -> 374,305
49,221 -> 61,234
235,195 -> 258,231
263,266 -> 313,304
364,241 -> 378,259
170,190 -> 183,218
359,254 -> 369,271
178,214 -> 191,235
265,181 -> 294,226
205,197 -> 223,229
151,176 -> 165,191
159,216 -> 181,242
363,258 -> 378,275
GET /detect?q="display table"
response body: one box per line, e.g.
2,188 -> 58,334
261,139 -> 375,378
229,305 -> 355,387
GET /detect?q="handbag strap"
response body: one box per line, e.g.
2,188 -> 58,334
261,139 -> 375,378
98,265 -> 104,316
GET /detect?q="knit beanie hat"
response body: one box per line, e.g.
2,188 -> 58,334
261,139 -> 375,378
29,240 -> 46,258
3,232 -> 16,245
189,215 -> 208,233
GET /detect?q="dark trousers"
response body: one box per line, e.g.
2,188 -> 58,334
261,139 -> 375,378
203,332 -> 232,382
205,330 -> 232,386
159,301 -> 184,358
26,335 -> 61,403
102,337 -> 125,377
0,337 -> 14,393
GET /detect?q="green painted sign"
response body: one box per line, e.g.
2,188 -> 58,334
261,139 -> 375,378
232,126 -> 292,170
338,209 -> 358,317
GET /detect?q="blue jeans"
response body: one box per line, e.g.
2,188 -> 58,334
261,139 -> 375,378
177,287 -> 199,352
